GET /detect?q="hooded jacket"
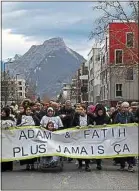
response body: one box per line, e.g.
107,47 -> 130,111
94,107 -> 111,125
114,111 -> 135,124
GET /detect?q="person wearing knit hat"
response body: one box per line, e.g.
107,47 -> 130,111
40,107 -> 63,129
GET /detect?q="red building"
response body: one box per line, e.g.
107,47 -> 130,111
108,21 -> 138,65
100,21 -> 138,106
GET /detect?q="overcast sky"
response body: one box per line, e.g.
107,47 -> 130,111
2,2 -> 102,59
2,2 -> 130,60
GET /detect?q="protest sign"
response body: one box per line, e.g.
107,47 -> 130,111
1,123 -> 138,162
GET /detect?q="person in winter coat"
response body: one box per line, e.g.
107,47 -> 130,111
111,101 -> 123,123
72,106 -> 94,172
16,106 -> 40,170
135,107 -> 139,122
58,100 -> 75,129
1,107 -> 16,172
40,107 -> 63,129
115,101 -> 135,172
129,102 -> 139,118
93,105 -> 111,170
31,102 -> 45,121
16,106 -> 40,126
114,102 -> 135,124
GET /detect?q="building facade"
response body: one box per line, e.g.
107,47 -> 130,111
88,47 -> 101,104
16,79 -> 26,101
80,62 -> 88,102
100,21 -> 138,106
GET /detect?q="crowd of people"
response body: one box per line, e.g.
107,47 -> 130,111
1,99 -> 139,172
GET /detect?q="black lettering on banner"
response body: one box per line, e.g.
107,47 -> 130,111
21,147 -> 28,156
92,130 -> 99,139
31,145 -> 38,155
123,144 -> 130,153
39,144 -> 47,153
114,144 -> 121,154
91,146 -> 94,154
64,147 -> 71,154
65,132 -> 70,138
43,131 -> 52,139
101,129 -> 107,138
71,147 -> 79,154
84,130 -> 90,139
80,146 -> 88,155
28,130 -> 35,139
19,130 -> 27,140
13,147 -> 21,157
119,128 -> 126,138
56,145 -> 61,153
98,145 -> 104,154
36,130 -> 43,139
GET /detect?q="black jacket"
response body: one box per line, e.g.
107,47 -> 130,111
59,107 -> 75,128
72,112 -> 94,126
93,115 -> 111,125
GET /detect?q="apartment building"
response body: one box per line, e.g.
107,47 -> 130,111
100,20 -> 138,106
16,79 -> 26,100
80,61 -> 88,102
88,47 -> 101,104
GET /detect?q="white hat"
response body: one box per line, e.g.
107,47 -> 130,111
47,107 -> 54,112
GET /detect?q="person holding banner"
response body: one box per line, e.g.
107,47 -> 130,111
40,107 -> 63,129
16,106 -> 40,127
93,105 -> 111,170
59,100 -> 75,129
17,106 -> 40,170
1,107 -> 16,172
115,101 -> 135,172
72,106 -> 94,172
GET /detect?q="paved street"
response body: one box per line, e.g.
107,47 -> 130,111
2,159 -> 138,191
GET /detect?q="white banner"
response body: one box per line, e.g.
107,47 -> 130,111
1,123 -> 138,162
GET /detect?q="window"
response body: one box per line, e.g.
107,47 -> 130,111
18,81 -> 22,85
95,54 -> 100,61
126,33 -> 134,47
125,68 -> 134,80
19,92 -> 22,97
115,84 -> 122,97
19,87 -> 22,90
115,50 -> 123,64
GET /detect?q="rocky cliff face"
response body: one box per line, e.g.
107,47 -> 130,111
6,37 -> 85,98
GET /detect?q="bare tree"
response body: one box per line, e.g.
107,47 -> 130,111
1,71 -> 17,105
25,81 -> 37,101
90,1 -> 138,39
90,1 -> 138,66
88,1 -> 139,104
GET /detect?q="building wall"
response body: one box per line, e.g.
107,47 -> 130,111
109,22 -> 138,64
88,47 -> 101,103
110,66 -> 138,101
17,79 -> 26,99
100,21 -> 138,106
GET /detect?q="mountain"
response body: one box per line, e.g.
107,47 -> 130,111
6,37 -> 86,98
